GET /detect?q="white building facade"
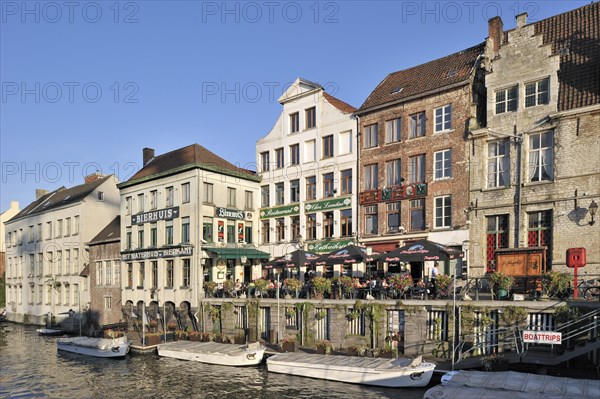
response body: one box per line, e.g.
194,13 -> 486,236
118,145 -> 265,322
256,78 -> 358,279
3,175 -> 120,324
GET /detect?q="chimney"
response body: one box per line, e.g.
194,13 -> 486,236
143,147 -> 155,166
35,189 -> 49,199
516,12 -> 527,29
84,172 -> 104,184
9,200 -> 19,211
488,16 -> 503,53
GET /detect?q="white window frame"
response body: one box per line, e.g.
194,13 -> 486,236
385,159 -> 401,186
364,164 -> 378,190
528,131 -> 554,182
385,118 -> 401,143
364,124 -> 378,148
434,104 -> 452,133
525,77 -> 549,108
487,139 -> 509,188
495,85 -> 518,114
434,149 -> 452,180
434,195 -> 452,228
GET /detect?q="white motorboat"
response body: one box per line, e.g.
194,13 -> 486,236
266,353 -> 435,388
37,328 -> 64,336
157,341 -> 265,366
56,336 -> 131,358
425,370 -> 600,399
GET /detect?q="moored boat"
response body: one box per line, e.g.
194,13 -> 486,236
57,336 -> 131,358
425,370 -> 600,399
266,353 -> 435,388
157,341 -> 265,366
37,328 -> 64,336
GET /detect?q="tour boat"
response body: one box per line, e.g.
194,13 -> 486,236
157,341 -> 265,366
266,353 -> 435,388
56,336 -> 131,358
37,328 -> 64,336
425,370 -> 600,399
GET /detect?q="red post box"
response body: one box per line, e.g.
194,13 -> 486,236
566,248 -> 586,299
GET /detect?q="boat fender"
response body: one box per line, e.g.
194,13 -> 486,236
112,347 -> 120,353
410,372 -> 424,380
246,353 -> 256,360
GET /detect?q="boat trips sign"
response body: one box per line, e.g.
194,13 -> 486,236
522,330 -> 562,344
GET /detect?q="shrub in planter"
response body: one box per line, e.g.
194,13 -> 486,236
279,336 -> 296,352
316,340 -> 333,355
312,276 -> 331,298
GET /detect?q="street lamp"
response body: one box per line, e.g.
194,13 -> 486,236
589,200 -> 598,225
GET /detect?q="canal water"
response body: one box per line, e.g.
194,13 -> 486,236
0,324 -> 432,398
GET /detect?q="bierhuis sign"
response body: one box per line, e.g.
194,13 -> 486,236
132,207 -> 179,225
260,204 -> 300,219
304,196 -> 352,212
215,207 -> 245,220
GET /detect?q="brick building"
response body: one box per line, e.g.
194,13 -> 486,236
87,216 -> 122,327
468,3 -> 600,276
355,44 -> 486,280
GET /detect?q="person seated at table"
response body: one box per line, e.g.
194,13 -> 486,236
381,278 -> 389,288
268,279 -> 275,289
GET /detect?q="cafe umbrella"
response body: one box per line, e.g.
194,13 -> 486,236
381,239 -> 463,263
316,244 -> 381,266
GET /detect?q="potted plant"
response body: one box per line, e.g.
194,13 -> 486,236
312,276 -> 331,299
338,276 -> 354,298
279,336 -> 296,352
204,281 -> 217,297
188,331 -> 202,341
489,272 -> 514,300
316,340 -> 333,355
389,274 -> 413,297
284,278 -> 302,298
314,309 -> 327,321
201,332 -> 213,342
285,307 -> 297,319
541,272 -> 571,299
144,332 -> 161,346
435,274 -> 453,298
253,278 -> 269,297
175,330 -> 188,341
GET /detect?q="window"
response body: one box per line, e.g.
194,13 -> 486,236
525,78 -> 549,108
261,185 -> 270,207
365,205 -> 378,235
182,259 -> 190,288
150,224 -> 157,246
105,296 -> 112,310
73,216 -> 79,235
304,140 -> 316,162
98,191 -> 104,201
150,190 -> 158,209
276,218 -> 285,242
151,261 -> 158,288
434,195 -> 452,228
275,147 -> 284,169
386,159 -> 402,186
323,173 -> 334,197
290,112 -> 300,133
322,135 -> 334,158
64,218 -> 71,237
306,176 -> 316,200
138,262 -> 145,288
387,202 -> 401,232
434,104 -> 452,132
37,223 -> 42,241
180,182 -> 190,203
245,190 -> 253,209
290,180 -> 300,203
528,210 -> 552,268
261,151 -> 270,172
488,140 -> 509,188
275,183 -> 284,205
261,220 -> 270,243
364,164 -> 378,190
409,154 -> 426,183
203,218 -> 213,243
227,187 -> 236,207
28,225 -> 34,243
127,263 -> 133,288
290,144 -> 299,165
341,209 -> 352,237
203,182 -> 213,203
339,131 -> 352,154
341,169 -> 352,194
96,262 -> 103,285
182,217 -> 190,243
434,149 -> 452,180
291,216 -> 300,241
305,107 -> 316,129
227,221 -> 235,244
364,124 -> 378,148
529,131 -> 553,182
166,186 -> 174,207
323,212 -> 334,238
409,112 -> 426,138
165,221 -> 173,245
486,215 -> 509,272
104,260 -> 111,286
495,86 -> 518,114
46,222 -> 53,239
386,118 -> 401,143
126,227 -> 132,250
306,213 -> 317,240
410,199 -> 425,230
166,260 -> 174,288
56,219 -> 63,238
138,228 -> 144,248
125,196 -> 132,215
136,193 -> 144,213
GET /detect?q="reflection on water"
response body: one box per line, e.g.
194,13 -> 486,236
0,324 -> 430,398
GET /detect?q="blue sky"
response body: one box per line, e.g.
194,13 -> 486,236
0,0 -> 591,211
